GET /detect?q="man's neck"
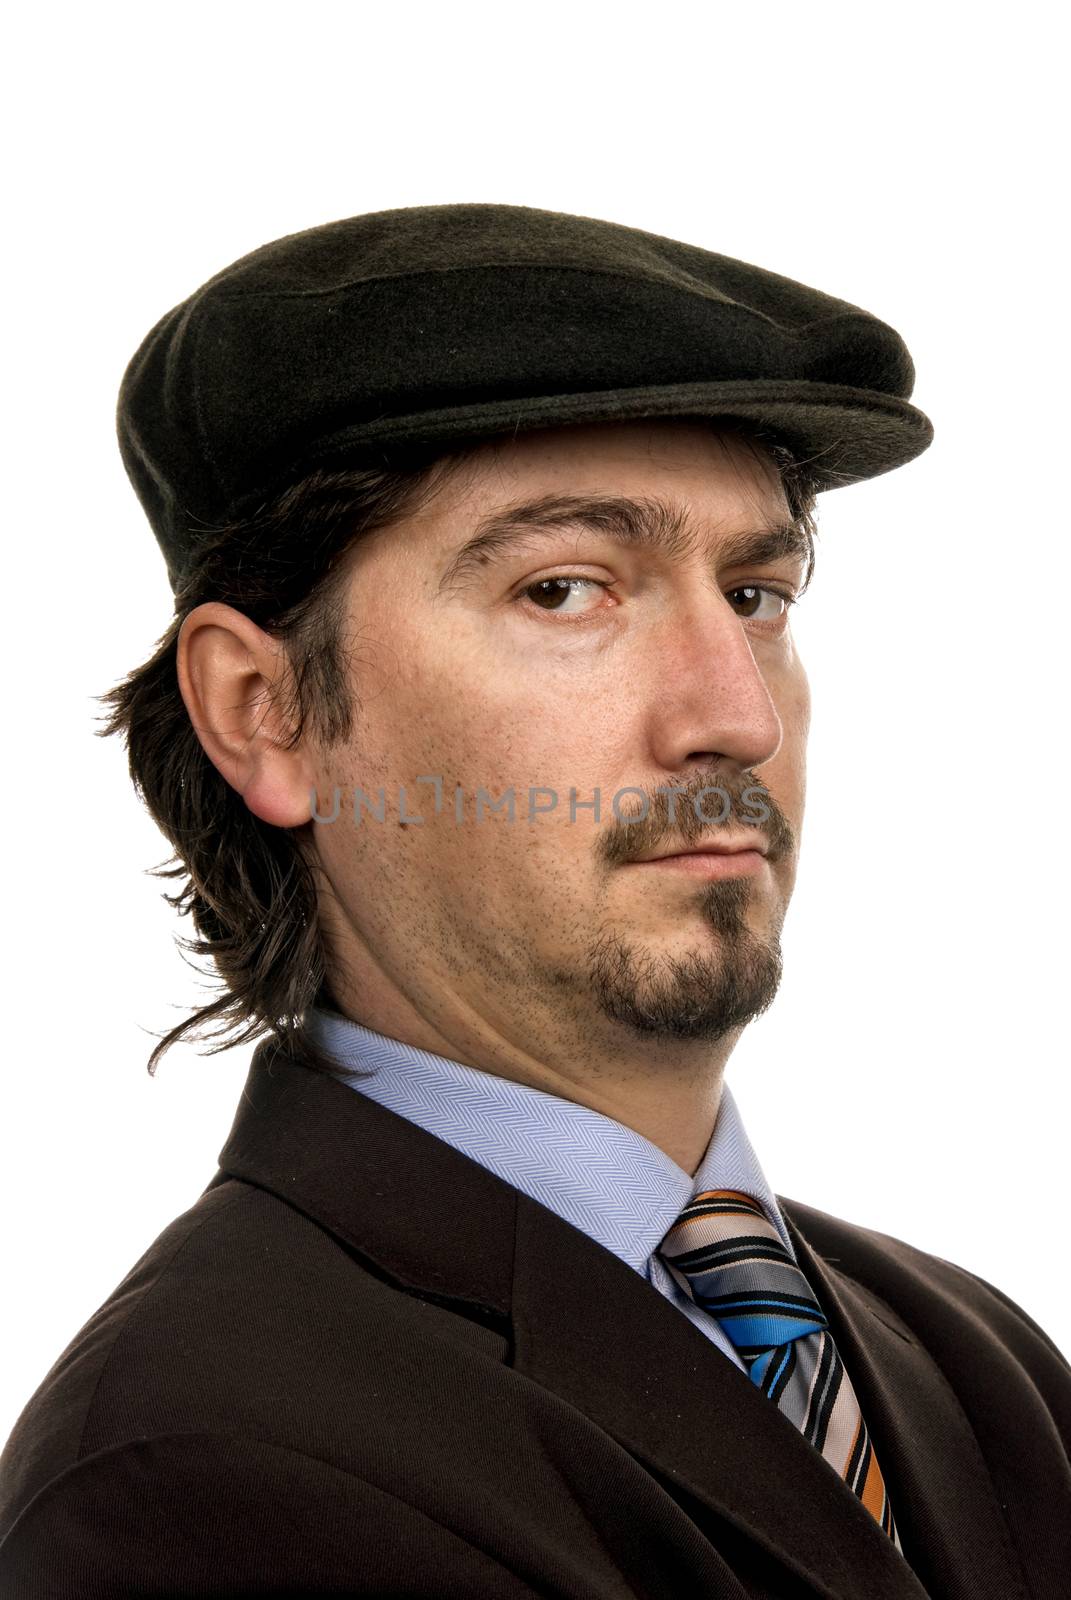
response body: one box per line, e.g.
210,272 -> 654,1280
322,980 -> 737,1178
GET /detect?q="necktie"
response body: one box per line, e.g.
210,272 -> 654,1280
659,1188 -> 902,1551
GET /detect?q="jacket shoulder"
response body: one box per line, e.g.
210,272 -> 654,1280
0,1181 -> 249,1538
0,1175 -> 508,1546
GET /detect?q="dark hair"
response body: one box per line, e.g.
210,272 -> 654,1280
98,421 -> 821,1077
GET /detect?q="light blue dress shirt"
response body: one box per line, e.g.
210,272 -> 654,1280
306,1007 -> 798,1375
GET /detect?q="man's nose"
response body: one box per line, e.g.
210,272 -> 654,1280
644,592 -> 784,775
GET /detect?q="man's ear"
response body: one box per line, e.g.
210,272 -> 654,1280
176,602 -> 315,828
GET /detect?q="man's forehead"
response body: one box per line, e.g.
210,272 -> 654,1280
422,421 -> 791,546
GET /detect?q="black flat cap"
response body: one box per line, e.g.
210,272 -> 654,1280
117,202 -> 934,590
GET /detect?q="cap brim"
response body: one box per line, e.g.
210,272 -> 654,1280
261,378 -> 933,500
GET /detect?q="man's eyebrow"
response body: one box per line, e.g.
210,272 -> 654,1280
437,494 -> 814,596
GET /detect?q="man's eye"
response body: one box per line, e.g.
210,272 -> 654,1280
519,577 -> 609,615
517,578 -> 797,623
727,585 -> 796,622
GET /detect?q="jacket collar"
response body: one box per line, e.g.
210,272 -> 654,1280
214,1041 -> 1013,1600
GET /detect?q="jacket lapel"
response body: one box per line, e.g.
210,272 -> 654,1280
216,1046 -> 934,1599
783,1208 -> 1026,1600
509,1186 -> 930,1600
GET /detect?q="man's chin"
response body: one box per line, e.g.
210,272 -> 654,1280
584,922 -> 784,1043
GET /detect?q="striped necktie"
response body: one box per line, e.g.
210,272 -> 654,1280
658,1188 -> 902,1550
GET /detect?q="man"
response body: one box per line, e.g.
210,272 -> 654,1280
1,204 -> 1067,1597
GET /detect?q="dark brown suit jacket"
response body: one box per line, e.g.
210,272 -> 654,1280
1,1040 -> 1068,1598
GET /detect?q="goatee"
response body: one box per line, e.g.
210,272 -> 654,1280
586,877 -> 784,1042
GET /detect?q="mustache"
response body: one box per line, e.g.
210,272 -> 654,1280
596,771 -> 795,868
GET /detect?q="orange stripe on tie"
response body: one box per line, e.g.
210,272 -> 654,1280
860,1448 -> 888,1524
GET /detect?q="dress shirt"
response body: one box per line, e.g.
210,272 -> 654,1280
306,1007 -> 796,1374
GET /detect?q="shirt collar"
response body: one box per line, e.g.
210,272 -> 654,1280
306,1006 -> 793,1273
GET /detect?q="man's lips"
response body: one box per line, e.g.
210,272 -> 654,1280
629,835 -> 769,864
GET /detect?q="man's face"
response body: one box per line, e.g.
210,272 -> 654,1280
308,419 -> 810,1070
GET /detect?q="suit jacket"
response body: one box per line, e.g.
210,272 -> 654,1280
1,1040 -> 1068,1599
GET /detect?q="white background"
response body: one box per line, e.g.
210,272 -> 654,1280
3,1 -> 1068,1450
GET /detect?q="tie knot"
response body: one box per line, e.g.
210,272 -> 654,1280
658,1188 -> 828,1356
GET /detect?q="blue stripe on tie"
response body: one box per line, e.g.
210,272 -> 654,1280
693,1294 -> 823,1318
750,1343 -> 793,1388
697,1292 -> 826,1318
716,1311 -> 826,1346
749,1347 -> 774,1383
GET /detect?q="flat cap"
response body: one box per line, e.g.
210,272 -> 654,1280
117,202 -> 934,590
